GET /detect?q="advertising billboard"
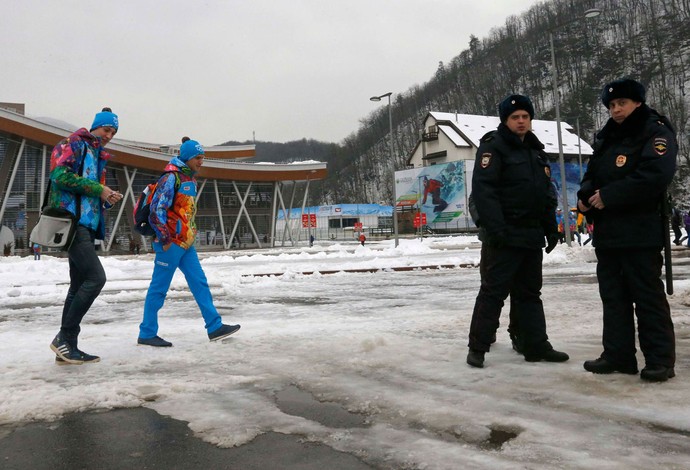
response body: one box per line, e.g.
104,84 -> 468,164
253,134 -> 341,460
394,161 -> 469,226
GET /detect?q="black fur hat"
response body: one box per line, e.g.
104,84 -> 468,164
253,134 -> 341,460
498,94 -> 535,123
601,79 -> 646,107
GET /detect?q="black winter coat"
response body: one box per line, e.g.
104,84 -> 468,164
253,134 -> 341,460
577,105 -> 677,249
473,123 -> 558,249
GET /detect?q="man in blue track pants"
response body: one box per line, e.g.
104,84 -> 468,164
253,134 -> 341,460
137,137 -> 240,347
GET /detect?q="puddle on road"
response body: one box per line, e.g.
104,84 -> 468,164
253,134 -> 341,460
483,425 -> 521,450
273,385 -> 524,451
444,423 -> 523,450
274,385 -> 368,428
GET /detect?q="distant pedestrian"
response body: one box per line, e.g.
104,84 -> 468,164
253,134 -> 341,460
137,137 -> 240,348
466,94 -> 567,368
309,234 -> 314,247
555,208 -> 564,243
583,222 -> 594,246
359,233 -> 366,246
671,207 -> 682,245
569,210 -> 581,245
578,78 -> 677,382
32,243 -> 41,260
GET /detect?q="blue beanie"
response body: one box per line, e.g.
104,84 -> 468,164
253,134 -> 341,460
90,107 -> 119,132
179,137 -> 204,162
601,79 -> 646,107
498,94 -> 535,123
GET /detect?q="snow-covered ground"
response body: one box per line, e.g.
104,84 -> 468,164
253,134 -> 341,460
1,236 -> 689,469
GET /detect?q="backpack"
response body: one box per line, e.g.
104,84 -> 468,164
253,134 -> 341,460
133,171 -> 180,237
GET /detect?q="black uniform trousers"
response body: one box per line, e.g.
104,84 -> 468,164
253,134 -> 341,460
469,244 -> 550,354
595,247 -> 675,369
479,256 -> 518,344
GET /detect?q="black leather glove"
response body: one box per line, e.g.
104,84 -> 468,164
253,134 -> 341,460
545,233 -> 559,254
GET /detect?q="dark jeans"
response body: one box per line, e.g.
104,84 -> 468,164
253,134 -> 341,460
60,225 -> 106,345
469,244 -> 550,354
595,248 -> 675,368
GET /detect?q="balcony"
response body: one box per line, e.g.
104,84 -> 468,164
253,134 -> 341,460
422,125 -> 439,141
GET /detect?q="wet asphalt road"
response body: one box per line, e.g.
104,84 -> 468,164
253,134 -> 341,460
0,407 -> 374,470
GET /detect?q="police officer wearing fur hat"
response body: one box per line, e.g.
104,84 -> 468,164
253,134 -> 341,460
467,94 -> 567,368
578,78 -> 677,382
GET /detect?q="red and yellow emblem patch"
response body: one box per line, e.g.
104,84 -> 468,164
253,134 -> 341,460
615,155 -> 627,167
480,153 -> 492,168
654,138 -> 668,156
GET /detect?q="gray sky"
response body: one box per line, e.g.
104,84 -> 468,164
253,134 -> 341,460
2,0 -> 543,146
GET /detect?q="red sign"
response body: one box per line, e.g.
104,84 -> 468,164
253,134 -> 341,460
302,214 -> 317,228
413,213 -> 427,228
354,222 -> 363,231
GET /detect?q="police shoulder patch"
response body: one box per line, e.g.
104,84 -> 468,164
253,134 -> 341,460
653,137 -> 668,156
480,153 -> 492,168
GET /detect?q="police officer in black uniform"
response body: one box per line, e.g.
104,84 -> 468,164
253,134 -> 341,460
467,94 -> 567,368
578,78 -> 677,382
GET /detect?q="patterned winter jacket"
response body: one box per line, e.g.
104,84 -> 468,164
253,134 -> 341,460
149,157 -> 198,249
48,128 -> 113,239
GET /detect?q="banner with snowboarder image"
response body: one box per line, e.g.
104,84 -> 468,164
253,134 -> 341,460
394,161 -> 471,227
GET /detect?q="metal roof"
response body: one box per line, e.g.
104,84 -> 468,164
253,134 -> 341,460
429,112 -> 593,156
0,107 -> 327,182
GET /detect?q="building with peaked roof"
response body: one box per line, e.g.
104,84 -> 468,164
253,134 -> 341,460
393,112 -> 594,234
408,111 -> 593,169
0,104 -> 327,254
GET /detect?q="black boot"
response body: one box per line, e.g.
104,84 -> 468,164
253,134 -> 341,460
509,333 -> 523,354
640,365 -> 675,382
583,357 -> 638,375
524,348 -> 569,363
467,349 -> 485,368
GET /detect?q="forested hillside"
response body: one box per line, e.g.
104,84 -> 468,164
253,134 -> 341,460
225,0 -> 690,207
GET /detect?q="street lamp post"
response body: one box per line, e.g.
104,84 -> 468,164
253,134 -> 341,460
549,8 -> 600,247
563,115 -> 585,184
549,30 -> 571,246
575,116 -> 583,182
370,92 -> 399,247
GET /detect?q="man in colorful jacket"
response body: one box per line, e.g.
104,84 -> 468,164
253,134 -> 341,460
49,107 -> 123,364
137,137 -> 240,347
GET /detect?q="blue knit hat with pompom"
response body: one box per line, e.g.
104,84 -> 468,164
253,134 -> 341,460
179,136 -> 204,162
90,107 -> 119,132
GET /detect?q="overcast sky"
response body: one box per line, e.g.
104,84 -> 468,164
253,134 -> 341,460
2,0 -> 543,146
